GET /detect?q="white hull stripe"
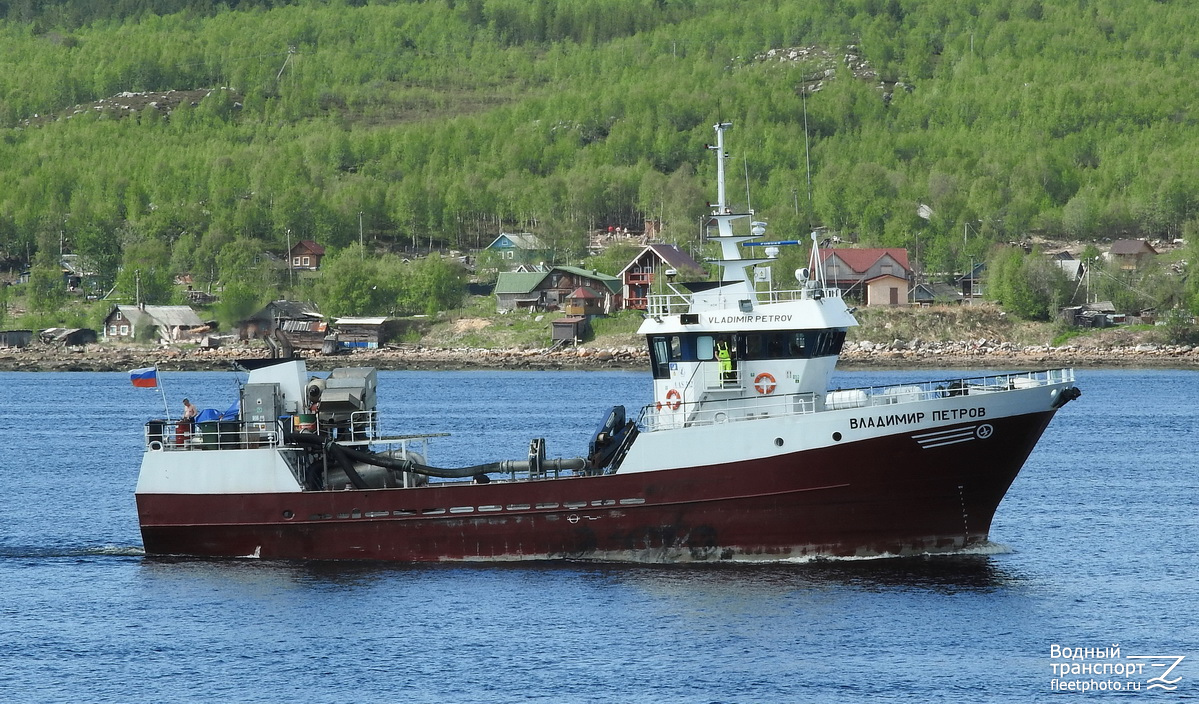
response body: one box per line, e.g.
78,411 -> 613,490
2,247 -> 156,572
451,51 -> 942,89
911,424 -> 993,449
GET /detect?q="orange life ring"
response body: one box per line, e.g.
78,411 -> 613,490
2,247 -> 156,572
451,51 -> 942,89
665,388 -> 682,411
754,372 -> 777,395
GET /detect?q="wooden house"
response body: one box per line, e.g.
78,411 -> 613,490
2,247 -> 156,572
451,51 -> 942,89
820,248 -> 912,305
484,233 -> 548,266
494,266 -> 621,313
289,240 -> 326,270
617,244 -> 705,311
1106,239 -> 1157,270
103,305 -> 209,342
239,301 -> 324,341
911,282 -> 965,306
957,262 -> 985,300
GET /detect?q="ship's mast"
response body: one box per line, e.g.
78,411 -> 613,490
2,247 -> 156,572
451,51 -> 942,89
708,121 -> 732,212
705,122 -> 766,289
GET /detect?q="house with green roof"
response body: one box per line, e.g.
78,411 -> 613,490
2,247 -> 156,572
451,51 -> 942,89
494,266 -> 622,313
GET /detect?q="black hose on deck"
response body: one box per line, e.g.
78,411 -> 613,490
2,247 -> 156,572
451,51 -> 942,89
283,432 -> 369,488
336,442 -> 510,479
282,432 -> 587,479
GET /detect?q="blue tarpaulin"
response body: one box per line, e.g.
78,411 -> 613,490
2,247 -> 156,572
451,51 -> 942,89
195,408 -> 221,423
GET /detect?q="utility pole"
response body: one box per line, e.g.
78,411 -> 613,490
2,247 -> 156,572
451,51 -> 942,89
358,211 -> 364,254
286,228 -> 293,289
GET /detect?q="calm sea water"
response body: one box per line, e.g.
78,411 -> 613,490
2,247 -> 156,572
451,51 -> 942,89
0,367 -> 1195,702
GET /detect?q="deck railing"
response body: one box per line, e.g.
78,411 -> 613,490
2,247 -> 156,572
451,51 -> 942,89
638,368 -> 1075,431
142,410 -> 382,451
645,286 -> 842,316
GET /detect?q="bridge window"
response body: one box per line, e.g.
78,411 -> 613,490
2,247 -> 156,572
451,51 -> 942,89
649,330 -> 845,368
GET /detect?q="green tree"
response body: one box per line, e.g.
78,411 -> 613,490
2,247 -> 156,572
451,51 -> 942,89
27,263 -> 65,313
310,244 -> 392,317
986,247 -> 1071,320
115,240 -> 174,304
394,254 -> 466,316
214,280 -> 266,329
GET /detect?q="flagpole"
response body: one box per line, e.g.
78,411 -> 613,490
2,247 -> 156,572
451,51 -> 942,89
156,365 -> 171,421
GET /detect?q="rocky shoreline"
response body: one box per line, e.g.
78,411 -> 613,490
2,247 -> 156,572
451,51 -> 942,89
1,338 -> 1197,372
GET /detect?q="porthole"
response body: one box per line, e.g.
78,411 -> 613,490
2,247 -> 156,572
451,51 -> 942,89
832,432 -> 842,441
774,437 -> 784,447
282,510 -> 294,520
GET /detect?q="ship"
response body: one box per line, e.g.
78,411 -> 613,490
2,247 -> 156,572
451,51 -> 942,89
135,123 -> 1081,562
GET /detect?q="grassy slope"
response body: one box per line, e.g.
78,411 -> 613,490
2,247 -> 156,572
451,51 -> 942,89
408,299 -> 1172,351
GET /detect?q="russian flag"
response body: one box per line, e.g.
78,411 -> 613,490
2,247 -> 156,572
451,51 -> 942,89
129,367 -> 158,388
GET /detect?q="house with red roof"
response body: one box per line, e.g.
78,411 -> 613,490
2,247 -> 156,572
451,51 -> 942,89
617,243 -> 706,311
820,248 -> 911,306
289,240 -> 326,270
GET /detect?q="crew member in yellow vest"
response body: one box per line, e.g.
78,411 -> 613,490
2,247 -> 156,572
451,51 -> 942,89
717,338 -> 734,382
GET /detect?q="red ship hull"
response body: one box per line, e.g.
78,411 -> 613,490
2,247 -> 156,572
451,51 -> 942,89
137,410 -> 1056,562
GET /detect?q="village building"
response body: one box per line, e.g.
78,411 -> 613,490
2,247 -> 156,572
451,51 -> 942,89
820,248 -> 912,306
1054,259 -> 1085,281
911,282 -> 965,307
617,243 -> 705,311
957,262 -> 986,300
102,304 -> 210,342
40,327 -> 98,346
551,316 -> 591,345
332,317 -> 400,349
0,330 -> 32,348
1060,301 -> 1119,328
1105,239 -> 1157,270
288,240 -> 326,271
483,233 -> 549,266
494,266 -> 621,313
239,300 -> 323,340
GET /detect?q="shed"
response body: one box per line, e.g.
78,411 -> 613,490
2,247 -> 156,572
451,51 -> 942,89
551,316 -> 590,344
0,330 -> 33,348
863,274 -> 909,306
333,317 -> 399,349
40,328 -> 98,346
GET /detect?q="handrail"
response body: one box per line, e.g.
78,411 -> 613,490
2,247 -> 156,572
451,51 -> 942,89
142,410 -> 384,451
637,368 -> 1075,432
645,286 -> 842,316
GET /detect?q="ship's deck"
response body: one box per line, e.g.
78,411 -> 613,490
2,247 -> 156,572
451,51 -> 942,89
638,368 -> 1076,432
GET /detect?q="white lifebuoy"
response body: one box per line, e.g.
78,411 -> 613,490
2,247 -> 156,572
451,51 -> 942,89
665,388 -> 682,411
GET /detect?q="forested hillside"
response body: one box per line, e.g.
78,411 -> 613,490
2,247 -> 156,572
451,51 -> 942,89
1,0 -> 1198,318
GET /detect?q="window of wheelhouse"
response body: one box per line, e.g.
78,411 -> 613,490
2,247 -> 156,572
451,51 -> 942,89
648,335 -> 683,379
735,330 -> 847,360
